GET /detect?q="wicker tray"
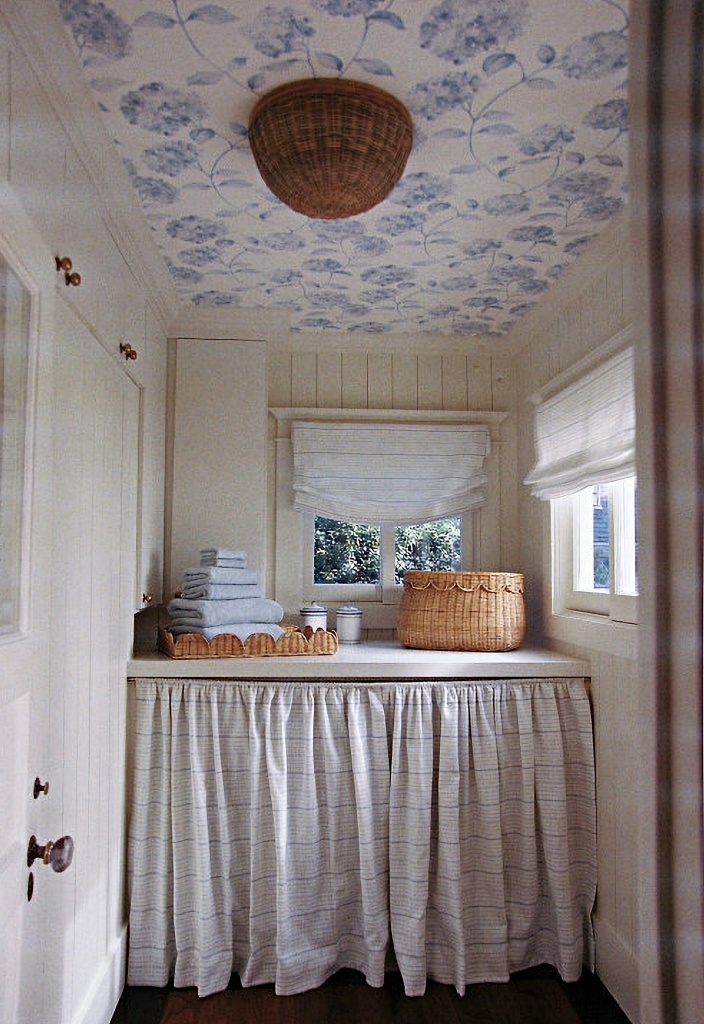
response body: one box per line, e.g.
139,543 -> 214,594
397,571 -> 525,652
158,624 -> 338,659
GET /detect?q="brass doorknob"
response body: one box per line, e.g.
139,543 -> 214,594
27,834 -> 74,873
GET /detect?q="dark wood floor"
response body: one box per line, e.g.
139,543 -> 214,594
111,967 -> 632,1024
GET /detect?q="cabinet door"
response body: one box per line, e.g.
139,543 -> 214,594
40,299 -> 139,1024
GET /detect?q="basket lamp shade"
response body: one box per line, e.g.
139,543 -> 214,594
248,78 -> 413,219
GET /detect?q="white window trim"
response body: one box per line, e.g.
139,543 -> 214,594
552,479 -> 638,627
302,512 -> 478,610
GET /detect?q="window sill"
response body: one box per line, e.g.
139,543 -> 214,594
546,608 -> 637,660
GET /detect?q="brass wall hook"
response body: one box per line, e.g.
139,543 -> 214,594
33,777 -> 49,799
55,255 -> 81,287
120,342 -> 138,361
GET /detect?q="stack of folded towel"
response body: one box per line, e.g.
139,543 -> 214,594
166,547 -> 285,642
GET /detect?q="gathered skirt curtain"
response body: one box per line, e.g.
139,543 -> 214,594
127,678 -> 595,998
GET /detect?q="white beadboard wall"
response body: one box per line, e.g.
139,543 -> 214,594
267,347 -> 520,639
511,214 -> 641,1024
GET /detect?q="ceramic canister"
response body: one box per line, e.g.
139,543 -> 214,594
299,601 -> 328,631
336,604 -> 362,643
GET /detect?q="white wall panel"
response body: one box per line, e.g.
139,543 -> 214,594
340,352 -> 368,407
48,301 -> 139,1024
417,354 -> 443,409
316,352 -> 342,407
291,350 -> 317,407
367,352 -> 393,408
391,354 -> 418,409
514,243 -> 639,1021
169,339 -> 268,592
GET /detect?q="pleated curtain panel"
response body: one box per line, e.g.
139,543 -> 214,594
127,678 -> 596,998
524,347 -> 635,500
291,421 -> 492,524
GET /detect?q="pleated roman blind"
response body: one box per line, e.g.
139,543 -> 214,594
524,347 -> 635,500
291,421 -> 491,525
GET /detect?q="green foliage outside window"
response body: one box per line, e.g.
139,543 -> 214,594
313,516 -> 461,585
314,518 -> 380,583
394,518 -> 461,584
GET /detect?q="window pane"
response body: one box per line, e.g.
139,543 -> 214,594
394,517 -> 461,586
592,485 -> 610,590
614,476 -> 638,596
0,254 -> 31,635
313,517 -> 380,584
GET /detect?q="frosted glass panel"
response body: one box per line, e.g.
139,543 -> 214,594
0,254 -> 31,635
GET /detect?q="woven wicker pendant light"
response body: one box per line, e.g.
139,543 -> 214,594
248,78 -> 413,219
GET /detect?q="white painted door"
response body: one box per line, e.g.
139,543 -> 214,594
0,185 -> 140,1024
0,187 -> 56,1024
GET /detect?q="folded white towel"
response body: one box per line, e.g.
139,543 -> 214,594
167,597 -> 284,627
183,566 -> 259,585
167,622 -> 285,642
181,582 -> 262,601
200,547 -> 247,561
179,583 -> 262,601
200,547 -> 247,567
201,557 -> 247,568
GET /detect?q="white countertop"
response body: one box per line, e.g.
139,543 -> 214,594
127,641 -> 589,680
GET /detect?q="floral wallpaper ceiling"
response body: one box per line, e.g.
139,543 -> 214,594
57,0 -> 629,337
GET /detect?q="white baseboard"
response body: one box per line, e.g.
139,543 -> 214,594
71,926 -> 127,1024
593,914 -> 641,1023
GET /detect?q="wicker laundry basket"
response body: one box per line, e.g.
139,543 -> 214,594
397,571 -> 525,652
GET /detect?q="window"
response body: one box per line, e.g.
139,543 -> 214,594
309,514 -> 466,603
524,336 -> 636,628
0,250 -> 33,637
553,476 -> 638,623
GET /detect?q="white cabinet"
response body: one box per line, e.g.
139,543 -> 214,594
168,339 -> 268,595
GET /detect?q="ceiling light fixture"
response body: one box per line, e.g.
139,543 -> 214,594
248,78 -> 413,220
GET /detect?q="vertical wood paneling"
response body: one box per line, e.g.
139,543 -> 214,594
538,319 -> 562,387
555,310 -> 576,373
441,355 -> 468,409
0,46 -> 10,182
341,352 -> 368,407
9,49 -> 66,252
316,352 -> 342,407
367,352 -> 392,408
587,274 -> 610,350
291,352 -> 317,406
604,258 -> 625,337
268,351 -> 292,408
49,303 -> 138,1024
391,354 -> 418,409
593,651 -> 617,931
417,354 -> 443,410
467,358 -> 493,410
513,241 -> 638,1016
138,302 -> 167,607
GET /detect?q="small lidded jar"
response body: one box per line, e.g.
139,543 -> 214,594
335,604 -> 362,643
299,601 -> 328,632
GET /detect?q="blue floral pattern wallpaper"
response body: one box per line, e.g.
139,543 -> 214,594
57,0 -> 629,337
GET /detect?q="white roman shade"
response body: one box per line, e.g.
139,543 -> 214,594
524,347 -> 635,500
291,421 -> 491,524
